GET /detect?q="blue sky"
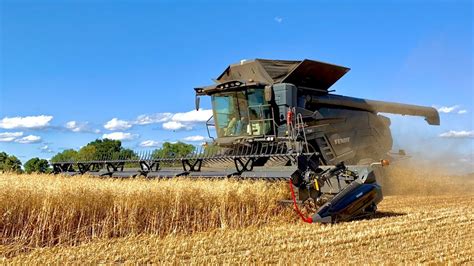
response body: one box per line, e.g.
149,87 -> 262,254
0,1 -> 472,171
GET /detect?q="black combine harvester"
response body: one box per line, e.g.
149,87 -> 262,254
52,59 -> 440,223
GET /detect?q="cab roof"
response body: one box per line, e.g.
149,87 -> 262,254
216,59 -> 350,90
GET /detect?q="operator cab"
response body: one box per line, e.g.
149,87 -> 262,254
195,81 -> 277,144
212,87 -> 273,138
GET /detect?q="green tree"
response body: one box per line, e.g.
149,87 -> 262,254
152,142 -> 195,158
119,148 -> 138,160
87,139 -> 122,159
24,157 -> 50,174
76,145 -> 97,161
0,152 -> 23,173
73,138 -> 124,160
51,139 -> 138,162
51,149 -> 78,162
202,142 -> 219,155
0,152 -> 8,165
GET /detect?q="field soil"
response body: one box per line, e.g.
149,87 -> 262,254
1,163 -> 473,264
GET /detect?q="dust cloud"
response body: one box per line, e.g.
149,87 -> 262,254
378,159 -> 474,196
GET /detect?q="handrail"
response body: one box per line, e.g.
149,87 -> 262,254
205,115 -> 215,140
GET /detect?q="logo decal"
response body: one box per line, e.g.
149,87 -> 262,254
334,137 -> 350,145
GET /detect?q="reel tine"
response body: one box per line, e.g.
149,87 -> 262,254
198,145 -> 203,158
203,145 -> 208,158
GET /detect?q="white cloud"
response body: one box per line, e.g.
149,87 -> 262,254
274,16 -> 283,23
102,132 -> 137,141
162,121 -> 191,131
433,105 -> 468,115
434,105 -> 459,114
65,120 -> 100,133
439,130 -> 474,139
159,109 -> 212,131
104,118 -> 132,131
0,132 -> 43,144
171,109 -> 213,123
40,145 -> 54,153
139,140 -> 161,147
65,121 -> 100,134
0,132 -> 23,142
0,115 -> 53,129
102,109 -> 213,132
183,135 -> 206,142
15,135 -> 42,144
66,121 -> 82,132
135,113 -> 172,125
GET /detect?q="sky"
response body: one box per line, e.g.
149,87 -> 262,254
0,0 -> 472,172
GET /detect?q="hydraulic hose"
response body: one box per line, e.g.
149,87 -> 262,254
289,179 -> 313,223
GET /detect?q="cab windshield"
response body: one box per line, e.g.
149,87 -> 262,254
211,88 -> 273,137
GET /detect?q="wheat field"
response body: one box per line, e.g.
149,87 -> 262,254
0,174 -> 290,252
1,163 -> 473,264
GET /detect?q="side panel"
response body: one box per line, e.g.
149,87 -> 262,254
305,108 -> 393,164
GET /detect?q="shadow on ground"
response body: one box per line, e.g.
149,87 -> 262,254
373,211 -> 406,219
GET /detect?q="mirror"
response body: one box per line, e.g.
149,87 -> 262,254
264,85 -> 273,101
195,95 -> 200,111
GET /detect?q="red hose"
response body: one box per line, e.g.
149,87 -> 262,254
286,109 -> 294,126
289,179 -> 313,223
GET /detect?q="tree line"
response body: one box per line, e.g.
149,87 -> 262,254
0,139 -> 196,174
0,152 -> 50,174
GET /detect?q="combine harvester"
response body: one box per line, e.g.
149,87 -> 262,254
52,59 -> 439,223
